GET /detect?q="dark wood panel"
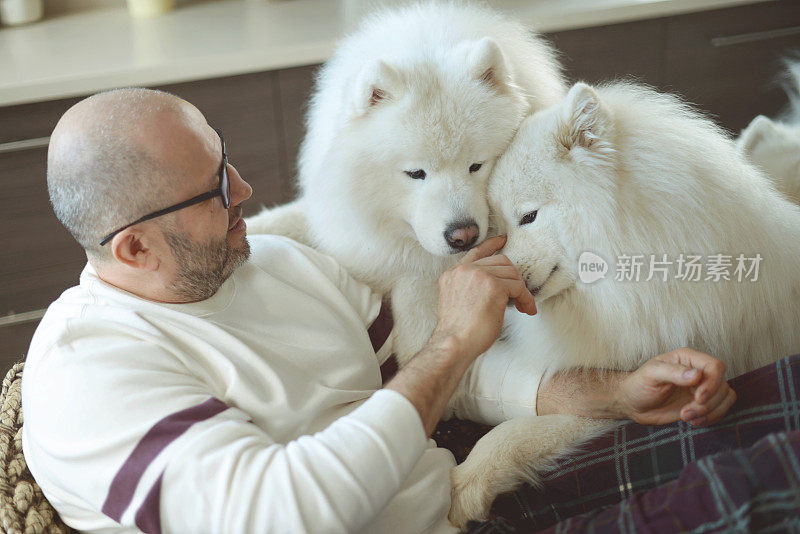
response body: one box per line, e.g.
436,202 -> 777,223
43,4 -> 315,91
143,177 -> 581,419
275,64 -> 319,203
0,96 -> 82,145
0,321 -> 39,372
0,147 -> 85,315
157,71 -> 290,215
0,72 -> 291,215
547,17 -> 666,88
664,0 -> 800,132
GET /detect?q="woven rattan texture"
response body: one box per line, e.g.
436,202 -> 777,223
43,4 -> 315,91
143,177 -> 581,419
0,362 -> 71,534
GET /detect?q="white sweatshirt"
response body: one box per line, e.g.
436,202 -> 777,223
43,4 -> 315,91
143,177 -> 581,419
22,235 -> 539,534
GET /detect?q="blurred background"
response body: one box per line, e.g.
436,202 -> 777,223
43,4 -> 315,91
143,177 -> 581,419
1,0 -> 800,367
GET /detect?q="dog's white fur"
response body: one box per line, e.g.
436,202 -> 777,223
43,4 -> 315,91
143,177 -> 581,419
448,81 -> 800,528
246,1 -> 565,364
738,59 -> 800,204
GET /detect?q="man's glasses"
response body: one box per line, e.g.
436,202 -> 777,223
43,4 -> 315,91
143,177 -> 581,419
100,128 -> 230,246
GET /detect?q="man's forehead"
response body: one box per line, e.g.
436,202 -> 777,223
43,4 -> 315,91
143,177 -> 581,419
175,120 -> 224,191
81,91 -> 217,185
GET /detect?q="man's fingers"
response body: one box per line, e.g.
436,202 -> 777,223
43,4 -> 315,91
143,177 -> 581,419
472,254 -> 514,267
461,235 -> 507,263
658,348 -> 727,402
498,278 -> 536,315
688,388 -> 737,426
682,382 -> 734,420
644,360 -> 703,387
707,388 -> 737,424
513,297 -> 537,316
461,256 -> 535,311
693,367 -> 726,404
667,349 -> 726,397
480,265 -> 525,281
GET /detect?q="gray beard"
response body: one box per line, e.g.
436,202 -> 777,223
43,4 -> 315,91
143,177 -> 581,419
163,229 -> 251,302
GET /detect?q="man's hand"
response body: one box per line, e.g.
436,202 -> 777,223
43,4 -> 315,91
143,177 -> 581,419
538,348 -> 737,427
615,348 -> 737,426
433,235 -> 537,361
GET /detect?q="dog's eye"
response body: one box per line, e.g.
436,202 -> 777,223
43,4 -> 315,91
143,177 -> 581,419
519,210 -> 538,226
469,163 -> 483,173
405,169 -> 426,180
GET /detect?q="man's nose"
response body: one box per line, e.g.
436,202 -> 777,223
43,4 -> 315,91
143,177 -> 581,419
228,164 -> 252,207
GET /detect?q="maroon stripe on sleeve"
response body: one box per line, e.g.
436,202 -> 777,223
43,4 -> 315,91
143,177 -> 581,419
102,397 -> 229,522
380,355 -> 399,385
368,300 -> 393,353
134,472 -> 164,534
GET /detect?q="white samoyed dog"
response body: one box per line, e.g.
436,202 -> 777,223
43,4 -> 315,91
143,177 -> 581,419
246,1 -> 565,364
738,59 -> 800,204
448,81 -> 800,527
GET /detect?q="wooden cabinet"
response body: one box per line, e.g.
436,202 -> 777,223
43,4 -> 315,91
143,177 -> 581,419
3,322 -> 40,365
549,18 -> 666,90
0,146 -> 84,317
662,1 -> 800,131
274,65 -> 319,187
1,1 -> 799,371
550,0 -> 800,132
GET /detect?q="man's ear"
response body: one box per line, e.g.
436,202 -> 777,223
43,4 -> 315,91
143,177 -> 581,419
738,115 -> 780,156
349,60 -> 404,117
558,82 -> 612,152
466,37 -> 511,92
109,227 -> 160,272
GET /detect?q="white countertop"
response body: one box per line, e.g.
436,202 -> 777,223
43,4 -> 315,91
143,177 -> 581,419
0,0 -> 771,107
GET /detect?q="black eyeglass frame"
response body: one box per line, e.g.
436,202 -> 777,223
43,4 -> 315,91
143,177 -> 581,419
99,128 -> 230,246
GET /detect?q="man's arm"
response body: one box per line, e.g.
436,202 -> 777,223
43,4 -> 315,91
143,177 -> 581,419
25,340 -> 436,534
387,235 -> 736,432
387,236 -> 537,435
537,348 -> 737,426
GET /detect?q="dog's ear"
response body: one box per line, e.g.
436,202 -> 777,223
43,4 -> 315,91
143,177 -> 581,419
737,115 -> 780,156
558,82 -> 612,152
467,37 -> 511,92
350,60 -> 403,117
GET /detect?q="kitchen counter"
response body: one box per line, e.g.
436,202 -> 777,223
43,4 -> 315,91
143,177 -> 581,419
0,0 -> 773,107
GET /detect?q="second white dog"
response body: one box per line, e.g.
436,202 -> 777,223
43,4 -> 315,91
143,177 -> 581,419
448,81 -> 800,527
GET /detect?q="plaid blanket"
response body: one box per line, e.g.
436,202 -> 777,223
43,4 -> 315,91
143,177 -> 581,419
462,354 -> 800,533
471,429 -> 800,533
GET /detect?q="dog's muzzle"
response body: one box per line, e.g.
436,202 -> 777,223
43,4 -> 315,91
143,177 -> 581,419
444,220 -> 479,252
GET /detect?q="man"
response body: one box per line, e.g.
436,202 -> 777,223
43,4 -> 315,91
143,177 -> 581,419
22,88 -> 735,533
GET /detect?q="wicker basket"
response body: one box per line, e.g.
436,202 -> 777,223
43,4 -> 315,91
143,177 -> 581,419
0,362 -> 72,534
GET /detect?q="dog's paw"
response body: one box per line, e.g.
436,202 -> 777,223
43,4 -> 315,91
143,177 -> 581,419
448,462 -> 494,531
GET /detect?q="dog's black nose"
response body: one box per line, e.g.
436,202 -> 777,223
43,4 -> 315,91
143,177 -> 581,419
444,221 -> 479,251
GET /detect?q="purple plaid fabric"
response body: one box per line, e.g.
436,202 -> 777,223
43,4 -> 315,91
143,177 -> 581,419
470,429 -> 800,533
540,429 -> 800,533
463,354 -> 800,533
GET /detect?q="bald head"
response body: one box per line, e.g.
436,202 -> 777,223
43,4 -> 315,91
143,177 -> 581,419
47,87 -> 203,260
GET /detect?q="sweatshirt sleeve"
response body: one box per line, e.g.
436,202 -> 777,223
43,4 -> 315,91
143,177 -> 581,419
23,341 -> 427,534
160,388 -> 425,534
447,347 -> 545,426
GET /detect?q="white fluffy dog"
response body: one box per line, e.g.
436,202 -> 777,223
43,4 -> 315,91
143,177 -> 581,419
246,1 -> 565,364
448,81 -> 800,527
738,59 -> 800,204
